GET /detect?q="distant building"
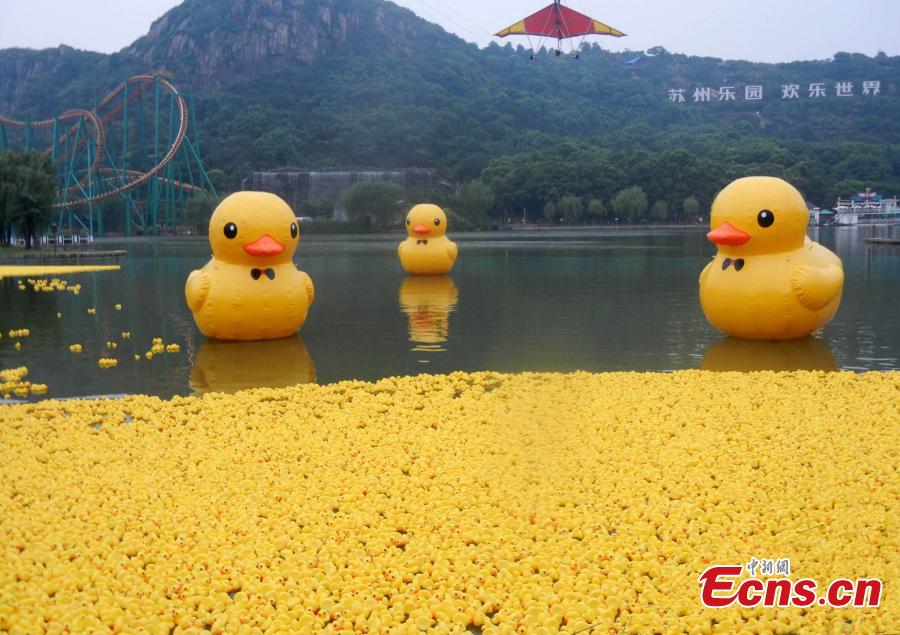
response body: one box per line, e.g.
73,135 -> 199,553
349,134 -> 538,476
242,168 -> 452,219
832,187 -> 899,225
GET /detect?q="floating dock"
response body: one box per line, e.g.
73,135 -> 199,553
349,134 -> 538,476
0,249 -> 127,264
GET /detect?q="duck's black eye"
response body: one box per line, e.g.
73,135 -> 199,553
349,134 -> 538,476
757,210 -> 775,228
406,218 -> 411,225
434,218 -> 441,226
290,222 -> 298,239
223,223 -> 238,239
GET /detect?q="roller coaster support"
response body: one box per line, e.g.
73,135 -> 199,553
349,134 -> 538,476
1,72 -> 215,238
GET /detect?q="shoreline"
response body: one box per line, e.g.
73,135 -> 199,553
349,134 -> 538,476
83,224 -> 712,243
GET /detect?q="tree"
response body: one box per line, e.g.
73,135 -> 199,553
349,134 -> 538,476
829,178 -> 865,203
611,186 -> 648,222
340,181 -> 403,229
205,168 -> 226,191
543,201 -> 557,224
587,198 -> 606,223
682,196 -> 700,221
184,192 -> 224,235
557,195 -> 584,224
299,200 -> 335,219
650,200 -> 668,222
0,150 -> 56,249
453,180 -> 494,226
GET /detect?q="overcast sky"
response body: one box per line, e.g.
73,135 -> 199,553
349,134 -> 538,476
1,0 -> 898,63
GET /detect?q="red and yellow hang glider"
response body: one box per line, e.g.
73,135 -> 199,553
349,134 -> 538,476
495,0 -> 625,58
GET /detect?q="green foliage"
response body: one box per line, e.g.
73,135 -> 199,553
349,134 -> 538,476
183,192 -> 224,235
205,169 -> 227,191
0,150 -> 56,248
298,219 -> 369,234
650,200 -> 668,221
612,187 -> 648,222
829,178 -> 866,202
557,195 -> 584,224
683,196 -> 701,221
587,198 -> 606,222
405,186 -> 451,210
340,181 -> 403,229
443,206 -> 481,231
453,180 -> 494,227
298,200 -> 335,219
543,201 -> 557,223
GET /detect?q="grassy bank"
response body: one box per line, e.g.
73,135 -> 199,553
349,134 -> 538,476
0,370 -> 897,633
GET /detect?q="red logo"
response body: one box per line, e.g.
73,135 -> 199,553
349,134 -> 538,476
699,564 -> 881,608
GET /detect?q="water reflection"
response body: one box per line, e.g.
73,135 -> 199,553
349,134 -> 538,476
700,336 -> 838,372
398,276 -> 459,353
189,336 -> 316,394
2,228 -> 896,400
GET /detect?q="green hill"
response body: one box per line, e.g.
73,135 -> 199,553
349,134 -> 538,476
2,0 -> 899,218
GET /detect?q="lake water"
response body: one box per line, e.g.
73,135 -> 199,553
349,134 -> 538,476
1,226 -> 897,400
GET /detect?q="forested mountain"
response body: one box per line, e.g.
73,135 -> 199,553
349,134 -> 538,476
2,0 -> 899,219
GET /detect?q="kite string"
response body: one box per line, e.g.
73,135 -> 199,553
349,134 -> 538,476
421,0 -> 494,40
402,0 -> 489,44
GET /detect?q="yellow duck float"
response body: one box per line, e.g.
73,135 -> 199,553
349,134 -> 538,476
699,177 -> 844,340
185,192 -> 314,340
398,204 -> 458,275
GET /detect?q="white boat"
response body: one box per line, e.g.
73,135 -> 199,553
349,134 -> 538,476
832,188 -> 899,226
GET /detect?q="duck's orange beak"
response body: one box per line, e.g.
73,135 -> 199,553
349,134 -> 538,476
413,224 -> 431,236
243,234 -> 284,257
707,222 -> 750,246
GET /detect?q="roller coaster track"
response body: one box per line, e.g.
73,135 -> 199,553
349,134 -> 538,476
95,168 -> 208,194
0,109 -> 105,174
0,73 -> 195,209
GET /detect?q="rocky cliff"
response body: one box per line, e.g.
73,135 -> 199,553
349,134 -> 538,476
0,0 -> 457,111
123,0 -> 450,83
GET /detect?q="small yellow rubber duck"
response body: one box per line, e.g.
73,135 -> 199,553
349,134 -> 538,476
398,204 -> 458,275
699,177 -> 843,340
185,192 -> 315,340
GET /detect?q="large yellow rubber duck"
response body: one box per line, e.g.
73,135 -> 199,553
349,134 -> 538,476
699,177 -> 843,340
398,275 -> 459,352
189,337 -> 316,394
185,192 -> 314,340
398,204 -> 458,275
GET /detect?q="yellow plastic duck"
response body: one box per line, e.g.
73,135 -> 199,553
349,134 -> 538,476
699,176 -> 843,340
185,192 -> 315,340
399,275 -> 459,351
398,204 -> 458,275
189,337 -> 316,394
